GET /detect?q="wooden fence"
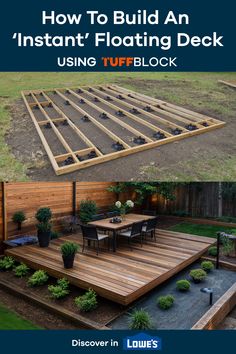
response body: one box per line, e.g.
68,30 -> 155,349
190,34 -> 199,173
0,182 -> 117,244
0,182 -> 236,252
150,183 -> 236,217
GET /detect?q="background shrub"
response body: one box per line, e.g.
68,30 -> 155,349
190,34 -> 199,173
79,200 -> 98,223
28,270 -> 49,287
176,279 -> 191,292
75,289 -> 97,312
129,309 -> 152,330
157,295 -> 175,310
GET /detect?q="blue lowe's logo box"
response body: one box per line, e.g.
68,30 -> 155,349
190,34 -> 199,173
123,333 -> 162,350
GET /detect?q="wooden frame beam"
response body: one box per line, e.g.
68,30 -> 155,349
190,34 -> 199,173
21,86 -> 226,175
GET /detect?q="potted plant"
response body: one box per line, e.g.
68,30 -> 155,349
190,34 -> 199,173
61,241 -> 80,269
12,211 -> 26,230
35,207 -> 52,248
115,200 -> 134,220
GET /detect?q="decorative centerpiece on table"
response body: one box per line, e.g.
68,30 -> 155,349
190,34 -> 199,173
115,200 -> 134,220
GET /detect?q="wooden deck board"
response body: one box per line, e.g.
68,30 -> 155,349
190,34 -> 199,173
5,230 -> 215,305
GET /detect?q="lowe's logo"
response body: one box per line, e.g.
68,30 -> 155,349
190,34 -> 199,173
123,333 -> 162,350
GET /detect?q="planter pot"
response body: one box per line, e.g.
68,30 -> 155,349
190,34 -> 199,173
62,253 -> 75,269
37,230 -> 51,248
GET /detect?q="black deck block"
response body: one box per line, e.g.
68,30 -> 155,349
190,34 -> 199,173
89,88 -> 94,92
34,105 -> 39,110
40,92 -> 43,96
76,155 -> 84,161
129,108 -> 140,115
128,94 -> 134,98
94,97 -> 100,102
106,96 -> 113,101
99,87 -> 105,91
134,136 -> 147,145
53,91 -> 57,95
117,95 -> 125,100
171,128 -> 182,135
115,110 -> 126,117
63,157 -> 74,165
62,120 -> 69,126
201,122 -> 209,127
81,115 -> 90,122
79,99 -> 85,104
48,102 -> 53,108
77,89 -> 83,94
112,142 -> 125,151
66,90 -> 71,94
186,124 -> 198,131
99,112 -> 109,119
64,100 -> 70,105
87,150 -> 97,159
144,106 -> 154,112
153,131 -> 166,140
44,122 -> 51,129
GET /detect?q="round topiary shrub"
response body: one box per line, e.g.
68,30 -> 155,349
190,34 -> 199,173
208,246 -> 217,257
201,261 -> 214,273
129,309 -> 152,330
176,279 -> 191,292
157,295 -> 175,310
189,269 -> 207,283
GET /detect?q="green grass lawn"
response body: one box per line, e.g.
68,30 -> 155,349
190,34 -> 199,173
0,303 -> 42,329
0,72 -> 236,180
169,222 -> 233,238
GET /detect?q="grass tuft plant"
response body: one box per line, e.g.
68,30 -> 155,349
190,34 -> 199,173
208,246 -> 217,257
201,261 -> 214,272
129,309 -> 152,330
157,295 -> 175,310
189,268 -> 207,283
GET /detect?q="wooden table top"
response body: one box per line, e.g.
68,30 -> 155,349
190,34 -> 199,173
88,213 -> 155,230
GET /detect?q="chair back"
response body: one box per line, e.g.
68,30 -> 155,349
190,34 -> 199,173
131,221 -> 144,237
80,224 -> 98,241
91,213 -> 105,221
146,217 -> 158,232
142,210 -> 157,216
106,211 -> 119,218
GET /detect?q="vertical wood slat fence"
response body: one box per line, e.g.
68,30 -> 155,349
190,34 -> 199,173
150,183 -> 236,217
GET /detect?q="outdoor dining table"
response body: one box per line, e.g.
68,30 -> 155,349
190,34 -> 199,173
88,213 -> 155,252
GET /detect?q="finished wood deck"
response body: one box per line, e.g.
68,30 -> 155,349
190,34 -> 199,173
6,230 -> 216,305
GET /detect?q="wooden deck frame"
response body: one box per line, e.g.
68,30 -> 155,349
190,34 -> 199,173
22,85 -> 226,175
218,80 -> 236,89
5,230 -> 215,305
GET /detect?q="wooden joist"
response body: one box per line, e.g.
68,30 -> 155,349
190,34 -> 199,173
22,85 -> 226,175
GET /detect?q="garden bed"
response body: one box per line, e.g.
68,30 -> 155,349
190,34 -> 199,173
0,269 -> 123,328
109,262 -> 236,329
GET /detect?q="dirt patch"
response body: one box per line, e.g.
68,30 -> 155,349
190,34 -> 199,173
5,79 -> 236,181
0,269 -> 123,328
